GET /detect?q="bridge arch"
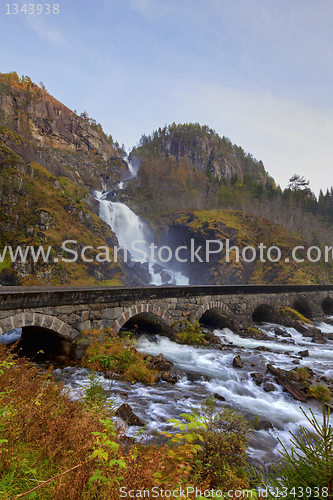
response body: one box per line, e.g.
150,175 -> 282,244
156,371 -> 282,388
322,297 -> 333,315
291,296 -> 313,319
0,312 -> 72,339
194,301 -> 234,322
193,301 -> 234,330
252,304 -> 275,323
112,303 -> 173,334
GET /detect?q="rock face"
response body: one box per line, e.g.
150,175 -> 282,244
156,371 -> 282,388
0,74 -> 129,195
0,76 -> 116,161
0,74 -> 147,286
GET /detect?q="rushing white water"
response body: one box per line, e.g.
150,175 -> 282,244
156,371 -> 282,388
96,190 -> 189,285
0,328 -> 21,344
51,319 -> 333,466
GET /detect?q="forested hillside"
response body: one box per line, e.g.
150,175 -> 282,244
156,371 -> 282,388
125,125 -> 333,250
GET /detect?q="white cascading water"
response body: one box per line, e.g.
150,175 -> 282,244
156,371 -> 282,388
95,160 -> 189,285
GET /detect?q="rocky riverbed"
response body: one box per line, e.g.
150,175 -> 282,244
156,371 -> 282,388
48,317 -> 333,469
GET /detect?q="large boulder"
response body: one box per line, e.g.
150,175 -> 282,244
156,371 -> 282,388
115,403 -> 145,426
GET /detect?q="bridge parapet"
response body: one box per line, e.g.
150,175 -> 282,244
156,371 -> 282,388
0,285 -> 332,356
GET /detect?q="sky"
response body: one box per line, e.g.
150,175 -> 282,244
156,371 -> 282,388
1,0 -> 333,195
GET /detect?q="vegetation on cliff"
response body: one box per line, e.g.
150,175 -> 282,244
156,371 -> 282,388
153,210 -> 333,285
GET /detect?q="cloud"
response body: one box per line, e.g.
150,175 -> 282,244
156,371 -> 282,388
26,15 -> 67,46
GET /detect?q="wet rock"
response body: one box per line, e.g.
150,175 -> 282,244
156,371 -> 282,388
275,327 -> 290,337
204,331 -> 223,345
116,403 -> 145,426
263,382 -> 275,392
213,393 -> 226,401
104,370 -> 123,380
298,350 -> 309,357
152,263 -> 164,273
116,391 -> 129,399
266,364 -> 307,402
233,355 -> 243,369
253,419 -> 274,431
311,332 -> 326,344
292,360 -> 300,365
161,371 -> 178,384
149,353 -> 173,371
254,346 -> 273,352
240,327 -> 272,341
160,271 -> 171,283
295,381 -> 310,392
186,371 -> 211,382
251,372 -> 264,386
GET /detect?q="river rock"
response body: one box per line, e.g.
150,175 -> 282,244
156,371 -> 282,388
149,353 -> 173,371
161,371 -> 178,384
104,370 -> 123,380
115,403 -> 145,426
311,332 -> 326,344
253,419 -> 274,431
263,382 -> 275,392
274,327 -> 290,337
239,327 -> 271,341
213,392 -> 226,401
266,364 -> 307,402
233,355 -> 243,368
152,263 -> 164,273
204,331 -> 223,344
251,372 -> 264,385
160,271 -> 172,283
298,350 -> 309,357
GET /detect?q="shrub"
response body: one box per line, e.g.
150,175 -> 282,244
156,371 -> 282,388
81,331 -> 156,385
82,371 -> 117,416
195,396 -> 250,491
296,367 -> 311,380
309,384 -> 331,403
0,345 -> 122,500
174,319 -> 207,344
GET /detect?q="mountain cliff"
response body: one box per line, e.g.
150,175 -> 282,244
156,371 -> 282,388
0,73 -> 145,286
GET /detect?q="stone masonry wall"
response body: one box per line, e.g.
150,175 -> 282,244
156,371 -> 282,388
0,291 -> 331,347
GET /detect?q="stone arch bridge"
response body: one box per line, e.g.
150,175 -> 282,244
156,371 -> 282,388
1,284 -> 333,358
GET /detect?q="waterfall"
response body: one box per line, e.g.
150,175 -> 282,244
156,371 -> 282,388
96,191 -> 189,285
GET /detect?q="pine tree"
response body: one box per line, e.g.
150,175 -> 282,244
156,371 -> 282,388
252,405 -> 333,499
